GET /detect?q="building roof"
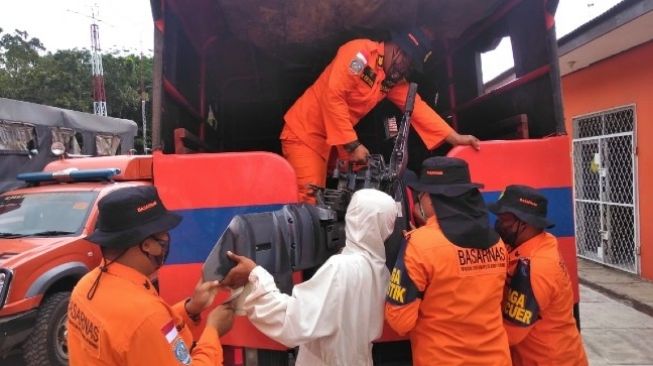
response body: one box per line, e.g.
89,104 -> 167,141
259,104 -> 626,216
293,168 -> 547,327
558,0 -> 653,75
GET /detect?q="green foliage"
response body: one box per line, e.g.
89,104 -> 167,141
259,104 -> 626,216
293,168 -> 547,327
0,28 -> 153,150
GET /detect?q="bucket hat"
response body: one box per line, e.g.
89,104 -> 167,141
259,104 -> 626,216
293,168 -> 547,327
489,184 -> 554,229
390,26 -> 433,72
87,186 -> 181,248
405,157 -> 483,197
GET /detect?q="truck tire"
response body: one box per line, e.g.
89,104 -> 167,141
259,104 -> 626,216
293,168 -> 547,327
22,291 -> 70,366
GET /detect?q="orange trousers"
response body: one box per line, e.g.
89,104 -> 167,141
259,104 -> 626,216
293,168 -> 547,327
281,137 -> 327,204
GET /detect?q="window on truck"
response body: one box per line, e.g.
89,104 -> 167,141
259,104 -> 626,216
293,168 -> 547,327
95,134 -> 121,156
51,127 -> 82,155
0,121 -> 37,155
0,192 -> 98,236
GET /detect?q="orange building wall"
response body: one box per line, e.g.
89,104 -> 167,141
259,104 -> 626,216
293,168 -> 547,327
562,41 -> 653,279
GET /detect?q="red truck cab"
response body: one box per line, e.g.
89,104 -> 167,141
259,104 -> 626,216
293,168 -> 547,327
0,155 -> 151,366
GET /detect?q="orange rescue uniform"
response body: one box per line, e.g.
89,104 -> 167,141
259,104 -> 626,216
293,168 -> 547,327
281,39 -> 454,202
385,217 -> 511,366
67,263 -> 223,365
502,232 -> 588,366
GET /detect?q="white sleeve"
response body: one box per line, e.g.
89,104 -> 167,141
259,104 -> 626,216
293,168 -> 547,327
242,263 -> 342,348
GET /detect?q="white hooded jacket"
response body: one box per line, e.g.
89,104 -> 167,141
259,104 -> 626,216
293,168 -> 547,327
242,189 -> 398,366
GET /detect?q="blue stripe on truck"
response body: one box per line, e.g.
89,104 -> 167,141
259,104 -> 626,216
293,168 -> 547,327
167,204 -> 283,265
483,187 -> 574,238
167,187 -> 573,265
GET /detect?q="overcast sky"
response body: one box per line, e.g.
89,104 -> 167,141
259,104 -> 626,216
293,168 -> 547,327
0,0 -> 623,76
0,0 -> 153,54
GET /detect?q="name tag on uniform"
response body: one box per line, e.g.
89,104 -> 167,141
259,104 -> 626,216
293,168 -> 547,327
360,66 -> 376,88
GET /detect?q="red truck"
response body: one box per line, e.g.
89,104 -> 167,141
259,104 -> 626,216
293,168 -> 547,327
148,0 -> 578,365
0,155 -> 151,365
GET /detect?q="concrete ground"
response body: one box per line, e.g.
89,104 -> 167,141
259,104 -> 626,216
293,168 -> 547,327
581,284 -> 653,365
578,258 -> 653,317
578,257 -> 653,365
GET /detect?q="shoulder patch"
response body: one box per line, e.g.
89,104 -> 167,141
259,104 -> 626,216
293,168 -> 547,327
386,239 -> 423,305
173,338 -> 191,365
348,52 -> 367,75
503,258 -> 540,327
161,320 -> 178,343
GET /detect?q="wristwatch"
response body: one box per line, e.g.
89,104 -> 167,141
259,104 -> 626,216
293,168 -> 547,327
344,140 -> 361,153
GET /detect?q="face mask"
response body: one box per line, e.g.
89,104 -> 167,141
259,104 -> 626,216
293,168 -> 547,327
387,49 -> 411,83
140,237 -> 170,270
494,219 -> 523,248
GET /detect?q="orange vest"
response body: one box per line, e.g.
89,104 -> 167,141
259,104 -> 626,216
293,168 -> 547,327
281,39 -> 453,159
503,232 -> 588,366
67,263 -> 222,365
385,217 -> 511,366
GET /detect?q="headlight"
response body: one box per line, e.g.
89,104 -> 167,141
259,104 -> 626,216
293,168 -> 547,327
0,269 -> 12,309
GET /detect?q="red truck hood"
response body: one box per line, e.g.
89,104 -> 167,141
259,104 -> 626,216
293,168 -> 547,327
0,237 -> 73,266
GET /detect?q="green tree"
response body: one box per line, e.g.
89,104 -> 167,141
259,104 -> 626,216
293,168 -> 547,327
0,28 -> 46,101
102,51 -> 153,149
32,49 -> 93,112
0,28 -> 153,151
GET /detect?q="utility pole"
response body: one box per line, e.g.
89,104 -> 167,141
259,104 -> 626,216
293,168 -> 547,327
90,5 -> 107,116
139,47 -> 149,153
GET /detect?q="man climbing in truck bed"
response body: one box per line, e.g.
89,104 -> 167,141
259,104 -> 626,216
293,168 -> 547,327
280,26 -> 481,203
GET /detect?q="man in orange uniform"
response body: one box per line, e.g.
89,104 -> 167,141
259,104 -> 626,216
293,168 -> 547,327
490,185 -> 588,366
67,186 -> 234,365
385,157 -> 511,365
281,27 -> 480,203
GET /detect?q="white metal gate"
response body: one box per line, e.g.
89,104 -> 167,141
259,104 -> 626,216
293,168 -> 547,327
572,105 -> 639,273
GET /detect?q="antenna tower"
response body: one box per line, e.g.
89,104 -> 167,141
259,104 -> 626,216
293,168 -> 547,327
90,5 -> 107,116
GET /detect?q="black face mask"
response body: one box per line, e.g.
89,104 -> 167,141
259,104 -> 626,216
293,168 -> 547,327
494,219 -> 524,248
140,237 -> 170,270
386,48 -> 411,83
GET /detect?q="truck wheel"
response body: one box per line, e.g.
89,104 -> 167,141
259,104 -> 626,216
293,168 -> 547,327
22,291 -> 70,366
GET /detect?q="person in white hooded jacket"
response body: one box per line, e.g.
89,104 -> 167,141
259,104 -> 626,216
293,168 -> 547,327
220,189 -> 398,366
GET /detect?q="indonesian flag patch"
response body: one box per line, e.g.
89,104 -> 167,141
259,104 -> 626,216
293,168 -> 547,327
161,320 -> 179,343
161,320 -> 191,364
